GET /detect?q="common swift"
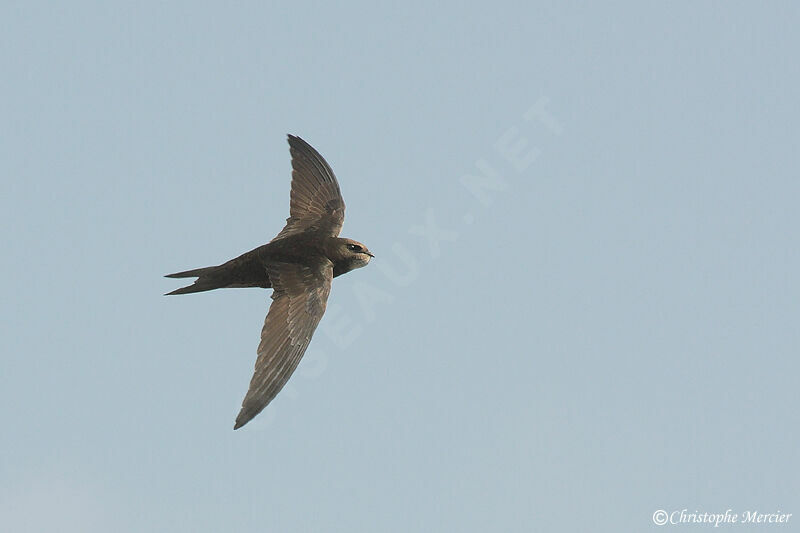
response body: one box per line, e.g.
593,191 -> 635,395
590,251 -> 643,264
165,135 -> 373,429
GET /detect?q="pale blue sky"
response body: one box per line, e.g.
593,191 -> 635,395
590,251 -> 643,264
2,2 -> 798,532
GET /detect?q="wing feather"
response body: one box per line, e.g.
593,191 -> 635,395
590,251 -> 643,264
271,135 -> 345,241
233,259 -> 333,429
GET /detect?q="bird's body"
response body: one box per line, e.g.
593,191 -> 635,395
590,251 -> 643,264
165,235 -> 369,295
166,135 -> 372,429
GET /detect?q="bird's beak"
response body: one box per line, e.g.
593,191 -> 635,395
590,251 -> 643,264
365,251 -> 375,258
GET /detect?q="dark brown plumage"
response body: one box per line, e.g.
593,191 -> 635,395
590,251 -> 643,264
166,135 -> 373,429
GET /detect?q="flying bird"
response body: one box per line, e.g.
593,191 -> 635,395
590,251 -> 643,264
165,135 -> 373,429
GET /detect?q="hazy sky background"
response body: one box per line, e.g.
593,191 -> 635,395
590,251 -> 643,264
2,2 -> 798,532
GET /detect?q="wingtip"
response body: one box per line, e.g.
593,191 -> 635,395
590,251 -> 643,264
287,134 -> 312,152
233,406 -> 248,430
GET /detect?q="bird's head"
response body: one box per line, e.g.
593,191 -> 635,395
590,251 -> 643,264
341,238 -> 374,265
331,238 -> 373,274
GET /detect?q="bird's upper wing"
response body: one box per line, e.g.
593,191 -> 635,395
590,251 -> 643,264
271,135 -> 345,241
234,259 -> 333,429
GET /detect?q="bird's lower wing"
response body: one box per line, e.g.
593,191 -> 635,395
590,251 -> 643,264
234,260 -> 333,429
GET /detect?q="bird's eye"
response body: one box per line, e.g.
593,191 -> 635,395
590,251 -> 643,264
347,244 -> 362,252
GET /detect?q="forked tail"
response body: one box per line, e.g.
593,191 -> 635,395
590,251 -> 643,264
164,266 -> 222,295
